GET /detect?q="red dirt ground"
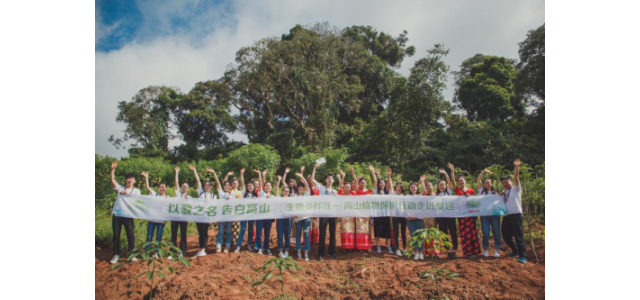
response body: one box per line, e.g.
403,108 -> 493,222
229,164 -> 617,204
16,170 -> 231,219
96,225 -> 545,299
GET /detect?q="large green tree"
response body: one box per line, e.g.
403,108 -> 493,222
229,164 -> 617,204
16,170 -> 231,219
455,56 -> 524,122
223,23 -> 414,160
109,86 -> 181,158
349,44 -> 451,177
517,23 -> 545,101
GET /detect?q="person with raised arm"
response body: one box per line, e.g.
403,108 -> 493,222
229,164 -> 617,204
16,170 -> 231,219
109,161 -> 141,264
339,170 -> 357,253
435,168 -> 457,258
449,163 -> 482,258
141,171 -> 169,256
353,165 -> 373,253
501,159 -> 526,263
255,169 -> 275,255
372,168 -> 393,254
293,172 -> 312,261
274,168 -> 292,257
311,163 -> 339,261
234,170 -> 260,253
228,169 -> 245,247
388,168 -> 407,256
406,179 -> 426,260
187,165 -> 212,257
215,170 -> 236,254
420,175 -> 440,258
477,168 -> 501,258
171,166 -> 190,258
307,172 -> 320,247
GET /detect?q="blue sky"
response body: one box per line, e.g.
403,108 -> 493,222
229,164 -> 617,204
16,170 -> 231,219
96,0 -> 545,158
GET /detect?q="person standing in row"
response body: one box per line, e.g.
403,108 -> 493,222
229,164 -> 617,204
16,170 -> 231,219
450,163 -> 482,258
352,165 -> 373,253
387,169 -> 407,256
311,164 -> 338,261
109,161 -> 140,264
407,180 -> 425,260
140,171 -> 168,256
421,177 -> 440,258
307,174 -> 320,246
293,173 -> 312,261
190,165 -> 215,257
216,170 -> 238,254
372,167 -> 393,254
172,166 -> 191,258
477,168 -> 501,258
339,171 -> 357,253
234,170 -> 259,253
501,159 -> 527,263
256,169 -> 275,256
435,168 -> 457,258
274,168 -> 292,258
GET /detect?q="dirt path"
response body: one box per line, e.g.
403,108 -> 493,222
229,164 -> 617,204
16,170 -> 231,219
96,226 -> 545,299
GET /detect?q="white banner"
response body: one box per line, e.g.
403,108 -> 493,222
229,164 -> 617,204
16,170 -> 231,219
112,194 -> 507,222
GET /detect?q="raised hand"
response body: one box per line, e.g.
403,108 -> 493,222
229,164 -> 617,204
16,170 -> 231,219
438,168 -> 446,174
188,165 -> 195,171
337,174 -> 342,180
514,159 -> 522,166
300,166 -> 305,175
447,163 -> 454,170
349,165 -> 354,172
175,166 -> 180,172
483,169 -> 493,174
369,165 -> 375,172
295,172 -> 303,178
206,168 -> 215,173
420,175 -> 427,181
254,169 -> 261,174
111,161 -> 118,170
314,163 -> 319,169
263,169 -> 268,176
285,167 -> 291,173
277,175 -> 282,181
140,171 -> 148,177
240,168 -> 245,174
227,171 -> 234,176
387,168 -> 392,176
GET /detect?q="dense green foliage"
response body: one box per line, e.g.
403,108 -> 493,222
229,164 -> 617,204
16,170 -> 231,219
108,22 -> 544,176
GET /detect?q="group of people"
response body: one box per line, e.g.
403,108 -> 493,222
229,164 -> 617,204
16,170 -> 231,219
108,159 -> 527,265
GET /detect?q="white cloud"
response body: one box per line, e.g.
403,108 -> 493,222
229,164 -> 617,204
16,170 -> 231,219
96,0 -> 544,158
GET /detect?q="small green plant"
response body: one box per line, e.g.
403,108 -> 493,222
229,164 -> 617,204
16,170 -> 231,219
111,240 -> 190,299
252,257 -> 305,300
406,227 -> 461,300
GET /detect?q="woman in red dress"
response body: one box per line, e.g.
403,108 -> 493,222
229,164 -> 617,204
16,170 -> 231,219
449,163 -> 482,258
351,165 -> 373,252
338,171 -> 357,253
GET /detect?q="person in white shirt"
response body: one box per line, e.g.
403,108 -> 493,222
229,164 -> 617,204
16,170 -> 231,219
435,168 -> 457,258
234,169 -> 262,253
293,173 -> 312,261
190,165 -> 215,257
109,161 -> 141,264
171,166 -> 191,258
372,167 -> 393,254
387,169 -> 407,257
477,169 -> 501,258
256,173 -> 275,256
501,159 -> 526,263
141,171 -> 169,256
215,170 -> 237,253
311,164 -> 338,261
274,168 -> 292,258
